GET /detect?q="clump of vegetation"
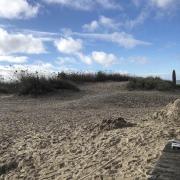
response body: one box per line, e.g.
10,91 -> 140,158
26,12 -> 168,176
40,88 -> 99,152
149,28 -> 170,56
58,71 -> 130,82
0,71 -> 79,96
127,76 -> 174,91
0,81 -> 18,94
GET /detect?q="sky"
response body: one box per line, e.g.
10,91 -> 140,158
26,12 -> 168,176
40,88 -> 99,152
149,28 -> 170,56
0,0 -> 180,80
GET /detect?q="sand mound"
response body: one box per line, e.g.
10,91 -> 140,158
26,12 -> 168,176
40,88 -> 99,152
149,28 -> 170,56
96,117 -> 134,131
152,99 -> 180,122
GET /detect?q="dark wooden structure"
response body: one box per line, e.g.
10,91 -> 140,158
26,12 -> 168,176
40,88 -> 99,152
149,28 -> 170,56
149,140 -> 180,180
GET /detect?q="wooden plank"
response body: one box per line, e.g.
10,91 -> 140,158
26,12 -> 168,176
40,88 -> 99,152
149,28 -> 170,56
149,140 -> 180,180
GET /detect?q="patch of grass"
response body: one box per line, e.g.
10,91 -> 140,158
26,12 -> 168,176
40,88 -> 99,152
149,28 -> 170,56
0,82 -> 18,94
127,76 -> 174,91
0,73 -> 79,96
58,71 -> 130,83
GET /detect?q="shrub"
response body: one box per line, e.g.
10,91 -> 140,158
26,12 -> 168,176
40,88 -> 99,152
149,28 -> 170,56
0,82 -> 18,94
96,71 -> 107,81
127,76 -> 174,91
49,78 -> 79,91
58,71 -> 131,82
0,73 -> 79,96
18,75 -> 54,95
156,80 -> 173,91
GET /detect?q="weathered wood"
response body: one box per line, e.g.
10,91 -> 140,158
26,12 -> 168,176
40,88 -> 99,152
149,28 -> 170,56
149,141 -> 180,180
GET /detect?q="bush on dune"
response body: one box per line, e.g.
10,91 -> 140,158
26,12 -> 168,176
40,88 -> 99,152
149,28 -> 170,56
0,72 -> 79,96
58,71 -> 130,82
0,82 -> 18,94
18,75 -> 54,95
127,76 -> 174,91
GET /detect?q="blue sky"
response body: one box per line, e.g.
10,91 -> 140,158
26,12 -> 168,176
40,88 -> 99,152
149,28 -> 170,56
0,0 -> 180,80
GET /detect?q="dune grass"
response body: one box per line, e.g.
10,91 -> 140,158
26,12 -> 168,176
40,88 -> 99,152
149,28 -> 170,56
0,72 -> 79,96
57,71 -> 131,83
127,76 -> 174,91
0,71 -> 178,95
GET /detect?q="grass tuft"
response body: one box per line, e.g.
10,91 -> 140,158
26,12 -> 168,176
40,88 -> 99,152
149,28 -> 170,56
127,76 -> 174,91
58,71 -> 130,83
0,72 -> 79,96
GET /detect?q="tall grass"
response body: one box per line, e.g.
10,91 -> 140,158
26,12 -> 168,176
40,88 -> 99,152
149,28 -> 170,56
0,71 -> 176,95
127,76 -> 174,91
0,72 -> 79,96
58,71 -> 130,82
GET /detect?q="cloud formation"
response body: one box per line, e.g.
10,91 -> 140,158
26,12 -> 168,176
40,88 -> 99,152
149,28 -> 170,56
0,28 -> 45,55
91,51 -> 117,66
55,37 -> 82,54
151,0 -> 176,8
83,16 -> 120,32
55,36 -> 117,66
43,0 -> 120,10
0,0 -> 39,19
129,56 -> 149,64
0,55 -> 28,63
54,37 -> 92,64
74,32 -> 151,48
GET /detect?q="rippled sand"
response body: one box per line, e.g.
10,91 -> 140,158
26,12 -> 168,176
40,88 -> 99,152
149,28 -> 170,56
1,82 -> 180,179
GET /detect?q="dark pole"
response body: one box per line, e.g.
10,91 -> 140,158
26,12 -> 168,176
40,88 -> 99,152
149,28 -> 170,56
172,70 -> 176,86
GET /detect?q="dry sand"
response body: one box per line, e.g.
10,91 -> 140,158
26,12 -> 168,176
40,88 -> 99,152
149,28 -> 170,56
0,82 -> 180,180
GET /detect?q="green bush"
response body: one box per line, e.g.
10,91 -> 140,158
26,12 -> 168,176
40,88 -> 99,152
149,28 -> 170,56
156,80 -> 173,91
127,76 -> 174,91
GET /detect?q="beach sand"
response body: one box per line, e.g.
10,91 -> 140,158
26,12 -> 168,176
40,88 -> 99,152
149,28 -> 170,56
1,82 -> 180,179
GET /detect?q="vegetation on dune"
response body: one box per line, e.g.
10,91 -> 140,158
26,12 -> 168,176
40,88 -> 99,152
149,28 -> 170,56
0,70 -> 179,95
0,72 -> 79,96
58,71 -> 131,82
127,76 -> 174,91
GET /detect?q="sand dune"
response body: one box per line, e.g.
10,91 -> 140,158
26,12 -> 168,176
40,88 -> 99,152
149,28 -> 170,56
0,82 -> 180,179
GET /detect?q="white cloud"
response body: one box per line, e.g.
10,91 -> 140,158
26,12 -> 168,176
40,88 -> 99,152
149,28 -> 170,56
125,10 -> 149,29
83,21 -> 99,32
57,51 -> 117,66
76,52 -> 92,65
99,16 -> 118,29
19,29 -> 58,41
0,55 -> 28,63
96,0 -> 120,9
0,28 -> 45,55
91,51 -> 117,66
43,0 -> 120,10
55,37 -> 92,64
0,0 -> 39,19
129,56 -> 149,64
129,0 -> 180,28
132,0 -> 177,9
55,37 -> 82,54
151,0 -> 176,8
83,16 -> 120,32
74,32 -> 151,48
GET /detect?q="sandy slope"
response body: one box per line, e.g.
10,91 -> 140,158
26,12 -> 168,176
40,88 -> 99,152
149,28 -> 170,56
0,82 -> 180,179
